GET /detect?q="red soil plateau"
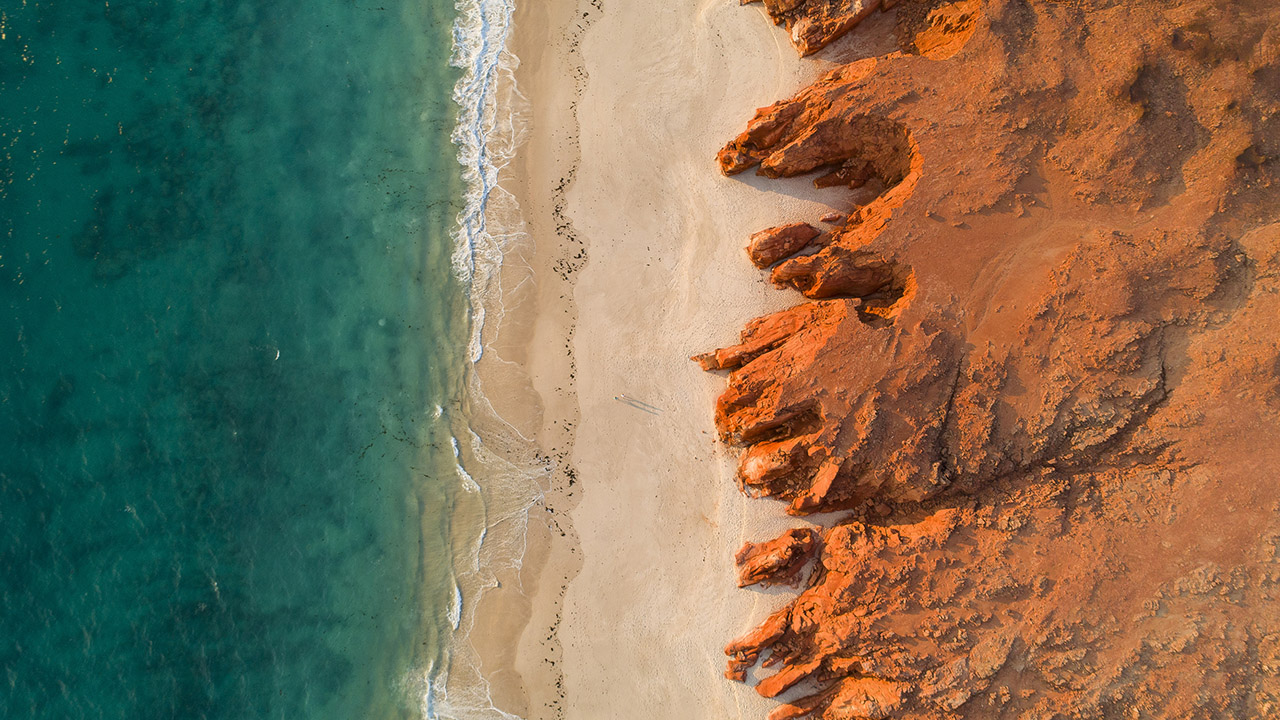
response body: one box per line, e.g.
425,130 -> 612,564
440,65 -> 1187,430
697,0 -> 1280,717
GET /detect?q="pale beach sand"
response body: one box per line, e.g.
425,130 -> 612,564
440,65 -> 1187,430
470,1 -> 889,717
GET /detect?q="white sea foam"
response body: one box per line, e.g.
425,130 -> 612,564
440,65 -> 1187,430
449,0 -> 527,365
449,582 -> 463,631
426,0 -> 547,718
432,419 -> 542,719
451,435 -> 483,494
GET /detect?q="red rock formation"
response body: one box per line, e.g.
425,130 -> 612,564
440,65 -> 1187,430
700,0 -> 1280,717
725,605 -> 792,682
725,427 -> 1280,717
741,0 -> 887,56
734,527 -> 820,588
741,0 -> 985,58
747,222 -> 822,269
702,0 -> 1277,515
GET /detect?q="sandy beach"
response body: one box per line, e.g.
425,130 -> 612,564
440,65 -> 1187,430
465,1 -> 888,717
454,0 -> 1280,718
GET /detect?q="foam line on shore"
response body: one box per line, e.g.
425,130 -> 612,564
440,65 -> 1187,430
423,0 -> 545,717
449,0 -> 527,364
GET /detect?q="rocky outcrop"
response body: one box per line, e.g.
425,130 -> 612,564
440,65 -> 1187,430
724,431 -> 1280,718
716,64 -> 921,307
747,223 -> 822,268
734,527 -> 820,588
742,0 -> 985,58
740,0 -> 886,56
701,228 -> 1233,515
702,0 -> 1279,513
698,297 -> 959,513
700,0 -> 1280,717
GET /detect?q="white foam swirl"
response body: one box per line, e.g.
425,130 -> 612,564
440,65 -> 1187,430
449,0 -> 525,365
423,1 -> 542,719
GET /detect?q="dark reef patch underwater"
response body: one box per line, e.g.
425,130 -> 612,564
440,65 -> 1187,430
0,1 -> 471,717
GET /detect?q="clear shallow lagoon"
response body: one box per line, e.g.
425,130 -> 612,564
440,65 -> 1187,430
1,1 -> 478,717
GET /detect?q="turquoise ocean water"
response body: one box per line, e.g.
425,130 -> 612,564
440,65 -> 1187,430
0,0 -> 519,717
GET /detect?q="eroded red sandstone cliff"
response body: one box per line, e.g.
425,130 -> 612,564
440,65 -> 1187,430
699,0 -> 1280,717
741,0 -> 982,57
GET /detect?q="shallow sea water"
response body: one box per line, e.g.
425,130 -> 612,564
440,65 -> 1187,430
0,1 -> 474,717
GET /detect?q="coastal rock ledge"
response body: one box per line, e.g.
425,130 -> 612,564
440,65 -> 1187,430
700,0 -> 1280,718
